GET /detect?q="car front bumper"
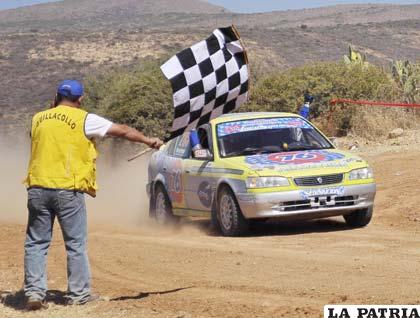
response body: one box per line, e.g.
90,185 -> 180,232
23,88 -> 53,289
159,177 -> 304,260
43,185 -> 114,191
237,183 -> 376,220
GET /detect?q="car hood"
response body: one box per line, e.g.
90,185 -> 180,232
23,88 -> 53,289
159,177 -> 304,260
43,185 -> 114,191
221,149 -> 368,177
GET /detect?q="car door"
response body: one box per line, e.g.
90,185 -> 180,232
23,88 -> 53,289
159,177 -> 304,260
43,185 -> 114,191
161,134 -> 190,209
183,125 -> 217,212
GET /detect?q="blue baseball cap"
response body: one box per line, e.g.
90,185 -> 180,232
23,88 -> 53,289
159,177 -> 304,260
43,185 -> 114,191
57,80 -> 84,97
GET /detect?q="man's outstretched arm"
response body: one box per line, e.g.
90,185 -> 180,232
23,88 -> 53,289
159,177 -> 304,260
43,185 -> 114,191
107,124 -> 163,149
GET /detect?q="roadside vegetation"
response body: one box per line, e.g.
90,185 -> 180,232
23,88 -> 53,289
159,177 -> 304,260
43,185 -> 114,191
84,61 -> 173,139
84,58 -> 419,140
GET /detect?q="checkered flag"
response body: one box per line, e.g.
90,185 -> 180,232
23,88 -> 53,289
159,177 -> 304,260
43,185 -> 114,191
161,26 -> 249,140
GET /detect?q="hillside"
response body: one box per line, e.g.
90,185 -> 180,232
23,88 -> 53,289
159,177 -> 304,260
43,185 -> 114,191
235,4 -> 420,28
0,1 -> 419,136
0,0 -> 226,25
0,2 -> 419,32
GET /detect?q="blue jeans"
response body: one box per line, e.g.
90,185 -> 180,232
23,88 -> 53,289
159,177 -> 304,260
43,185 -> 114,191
24,188 -> 91,302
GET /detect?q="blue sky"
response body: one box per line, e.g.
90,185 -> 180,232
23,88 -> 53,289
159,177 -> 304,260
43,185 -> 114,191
0,0 -> 57,10
0,0 -> 419,12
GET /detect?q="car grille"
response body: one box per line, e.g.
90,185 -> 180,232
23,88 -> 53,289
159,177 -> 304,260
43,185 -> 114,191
294,174 -> 344,186
335,196 -> 358,207
274,196 -> 358,212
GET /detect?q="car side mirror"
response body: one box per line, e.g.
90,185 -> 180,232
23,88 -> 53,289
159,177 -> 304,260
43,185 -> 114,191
193,149 -> 213,161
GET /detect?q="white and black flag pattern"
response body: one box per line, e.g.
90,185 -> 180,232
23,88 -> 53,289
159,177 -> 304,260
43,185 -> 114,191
161,26 -> 249,139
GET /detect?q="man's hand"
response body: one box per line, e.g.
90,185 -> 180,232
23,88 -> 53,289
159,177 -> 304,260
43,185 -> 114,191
147,137 -> 164,150
107,124 -> 163,149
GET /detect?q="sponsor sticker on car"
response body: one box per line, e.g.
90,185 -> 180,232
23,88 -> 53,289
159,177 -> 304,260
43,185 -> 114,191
300,187 -> 345,200
246,151 -> 346,166
217,117 -> 312,137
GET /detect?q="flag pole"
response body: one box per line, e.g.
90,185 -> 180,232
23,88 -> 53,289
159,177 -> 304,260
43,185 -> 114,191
127,148 -> 155,162
231,24 -> 251,96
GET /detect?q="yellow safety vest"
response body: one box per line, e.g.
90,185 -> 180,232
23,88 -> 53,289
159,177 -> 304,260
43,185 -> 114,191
25,105 -> 98,197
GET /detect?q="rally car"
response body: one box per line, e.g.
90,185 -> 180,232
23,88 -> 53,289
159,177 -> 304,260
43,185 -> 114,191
147,112 -> 376,236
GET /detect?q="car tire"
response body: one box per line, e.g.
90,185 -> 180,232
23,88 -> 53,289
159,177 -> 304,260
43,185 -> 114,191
153,184 -> 179,225
217,187 -> 249,237
210,203 -> 221,233
343,207 -> 373,227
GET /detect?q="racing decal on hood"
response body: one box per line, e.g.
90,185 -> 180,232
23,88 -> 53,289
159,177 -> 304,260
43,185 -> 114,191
300,187 -> 345,200
246,151 -> 345,166
245,151 -> 351,171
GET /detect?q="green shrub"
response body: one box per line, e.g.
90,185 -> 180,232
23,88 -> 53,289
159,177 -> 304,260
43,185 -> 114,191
83,60 -> 173,139
392,60 -> 420,104
83,59 -> 417,141
245,62 -> 402,136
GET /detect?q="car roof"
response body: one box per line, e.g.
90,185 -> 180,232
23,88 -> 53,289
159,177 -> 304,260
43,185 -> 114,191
210,112 -> 302,125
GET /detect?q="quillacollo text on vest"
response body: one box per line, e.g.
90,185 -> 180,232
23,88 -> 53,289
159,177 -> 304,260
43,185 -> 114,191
35,113 -> 77,130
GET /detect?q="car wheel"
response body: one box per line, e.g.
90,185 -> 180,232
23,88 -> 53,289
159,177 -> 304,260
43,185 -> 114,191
153,185 -> 179,225
210,203 -> 221,233
343,207 -> 373,227
217,187 -> 249,236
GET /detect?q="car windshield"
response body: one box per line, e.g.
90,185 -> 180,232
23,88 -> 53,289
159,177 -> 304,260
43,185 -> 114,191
217,117 -> 333,158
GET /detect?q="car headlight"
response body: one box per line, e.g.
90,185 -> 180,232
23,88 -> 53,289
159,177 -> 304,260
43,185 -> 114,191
349,167 -> 373,180
246,177 -> 289,188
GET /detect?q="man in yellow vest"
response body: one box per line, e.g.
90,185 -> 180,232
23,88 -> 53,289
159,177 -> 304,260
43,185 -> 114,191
24,80 -> 163,310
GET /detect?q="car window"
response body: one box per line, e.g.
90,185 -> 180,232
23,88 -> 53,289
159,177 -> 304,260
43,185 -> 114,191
197,125 -> 213,154
164,139 -> 176,156
198,128 -> 209,149
304,129 -> 328,148
217,117 -> 333,158
172,134 -> 191,159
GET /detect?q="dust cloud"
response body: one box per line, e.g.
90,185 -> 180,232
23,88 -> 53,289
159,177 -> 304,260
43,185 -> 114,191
86,147 -> 152,226
90,148 -> 209,235
0,136 -> 30,224
0,135 -> 152,226
0,135 -> 208,236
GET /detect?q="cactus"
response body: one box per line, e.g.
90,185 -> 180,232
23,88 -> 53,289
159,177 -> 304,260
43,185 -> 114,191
343,45 -> 367,66
391,60 -> 419,103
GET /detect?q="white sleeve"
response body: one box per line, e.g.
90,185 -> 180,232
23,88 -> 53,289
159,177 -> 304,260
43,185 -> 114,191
84,114 -> 113,138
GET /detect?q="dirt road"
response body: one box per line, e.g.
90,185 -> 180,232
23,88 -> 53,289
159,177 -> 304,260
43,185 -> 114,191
1,146 -> 419,318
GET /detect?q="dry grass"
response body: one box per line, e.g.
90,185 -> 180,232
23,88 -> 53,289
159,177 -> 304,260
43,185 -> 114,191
350,107 -> 420,140
26,32 -> 201,66
0,39 -> 11,60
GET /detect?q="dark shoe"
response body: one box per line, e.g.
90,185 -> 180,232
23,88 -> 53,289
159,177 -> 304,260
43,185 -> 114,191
26,298 -> 49,311
65,294 -> 103,306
